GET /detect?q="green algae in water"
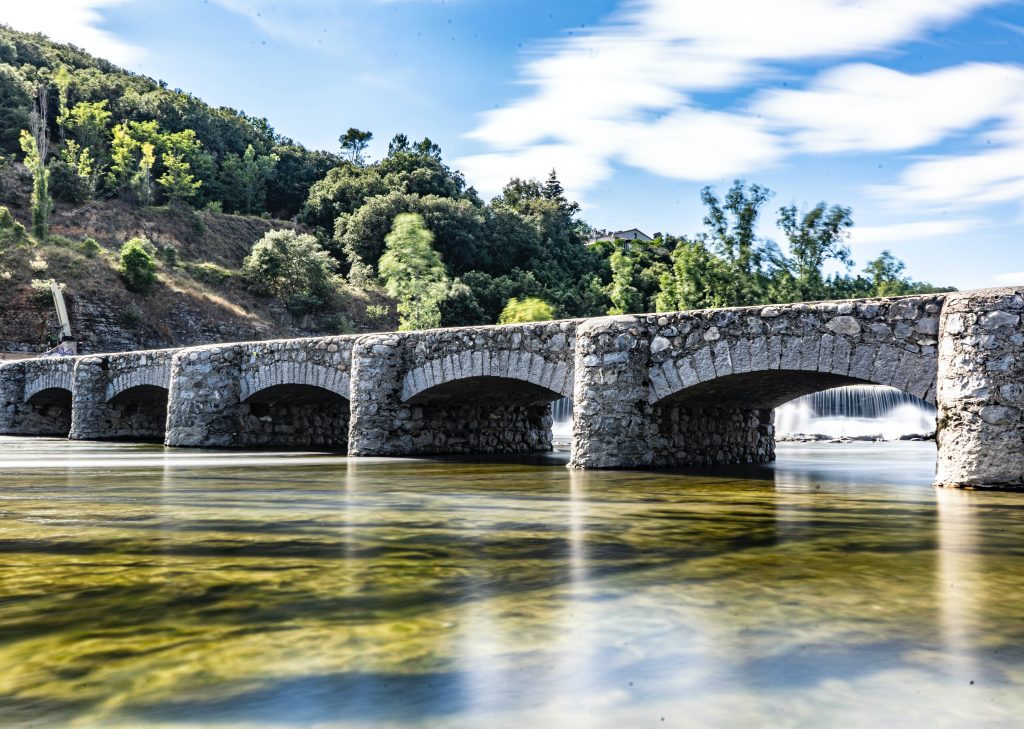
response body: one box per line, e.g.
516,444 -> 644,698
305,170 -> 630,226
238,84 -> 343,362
1,437 -> 1023,728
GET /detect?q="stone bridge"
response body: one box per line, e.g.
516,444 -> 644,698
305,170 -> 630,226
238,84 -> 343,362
1,288 -> 1022,490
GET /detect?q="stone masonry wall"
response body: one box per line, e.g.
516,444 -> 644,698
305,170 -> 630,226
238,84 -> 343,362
936,288 -> 1024,489
652,406 -> 775,467
349,321 -> 577,456
166,335 -> 353,449
70,349 -> 176,441
572,294 -> 945,469
0,358 -> 76,436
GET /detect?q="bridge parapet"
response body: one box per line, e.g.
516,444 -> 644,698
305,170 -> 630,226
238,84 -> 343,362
349,320 -> 579,456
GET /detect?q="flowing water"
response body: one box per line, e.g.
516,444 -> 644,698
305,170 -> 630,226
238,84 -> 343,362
2,436 -> 1024,728
775,385 -> 937,440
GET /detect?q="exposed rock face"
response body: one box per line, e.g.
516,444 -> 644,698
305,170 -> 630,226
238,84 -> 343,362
4,288 -> 1024,490
936,289 -> 1024,489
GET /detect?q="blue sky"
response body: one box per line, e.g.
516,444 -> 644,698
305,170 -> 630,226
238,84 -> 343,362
4,0 -> 1024,290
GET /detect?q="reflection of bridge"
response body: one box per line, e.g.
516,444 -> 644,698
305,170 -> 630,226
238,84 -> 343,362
1,288 -> 1022,489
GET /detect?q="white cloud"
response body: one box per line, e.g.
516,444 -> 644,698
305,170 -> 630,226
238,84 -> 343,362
993,271 -> 1024,284
458,0 -> 1002,196
756,63 -> 1024,153
0,0 -> 143,66
210,0 -> 350,48
848,219 -> 980,247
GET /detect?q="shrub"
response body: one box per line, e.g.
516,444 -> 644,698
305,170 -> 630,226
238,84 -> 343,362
183,261 -> 236,284
0,206 -> 27,247
242,229 -> 340,315
46,234 -> 76,248
117,237 -> 158,293
204,200 -> 223,214
77,237 -> 101,258
29,255 -> 48,273
498,297 -> 555,324
157,245 -> 178,267
29,278 -> 63,304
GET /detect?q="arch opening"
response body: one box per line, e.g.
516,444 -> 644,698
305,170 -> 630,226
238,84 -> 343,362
22,387 -> 73,436
241,383 -> 349,450
649,370 -> 931,468
402,375 -> 561,455
103,384 -> 170,442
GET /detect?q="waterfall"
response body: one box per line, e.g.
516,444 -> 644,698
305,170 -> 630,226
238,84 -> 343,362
552,397 -> 573,442
774,385 -> 936,440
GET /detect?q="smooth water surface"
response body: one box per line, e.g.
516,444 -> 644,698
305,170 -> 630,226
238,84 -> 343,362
1,437 -> 1023,728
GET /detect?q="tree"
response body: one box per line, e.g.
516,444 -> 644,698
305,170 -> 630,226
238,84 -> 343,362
498,297 -> 555,324
118,237 -> 158,292
378,212 -> 449,331
215,144 -> 277,213
699,181 -> 774,306
607,249 -> 640,315
62,100 -> 112,157
242,229 -> 341,314
339,127 -> 372,165
20,82 -> 51,240
542,168 -> 579,217
157,151 -> 201,204
0,64 -> 31,154
777,202 -> 853,301
655,238 -> 731,312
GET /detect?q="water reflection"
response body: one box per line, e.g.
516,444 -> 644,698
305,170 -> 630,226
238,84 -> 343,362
0,437 -> 1023,727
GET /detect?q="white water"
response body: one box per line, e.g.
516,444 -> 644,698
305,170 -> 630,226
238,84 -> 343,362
550,385 -> 937,442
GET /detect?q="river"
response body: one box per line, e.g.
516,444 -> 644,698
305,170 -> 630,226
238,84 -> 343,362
1,437 -> 1023,728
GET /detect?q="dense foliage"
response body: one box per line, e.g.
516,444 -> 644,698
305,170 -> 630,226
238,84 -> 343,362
1,25 -> 953,330
117,237 -> 157,293
242,229 -> 340,315
0,25 -> 338,218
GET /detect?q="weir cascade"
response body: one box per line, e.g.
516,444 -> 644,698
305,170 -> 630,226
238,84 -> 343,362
2,288 -> 1024,489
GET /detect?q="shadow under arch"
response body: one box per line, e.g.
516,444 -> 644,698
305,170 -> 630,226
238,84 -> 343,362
103,384 -> 170,442
23,387 -> 73,436
402,375 -> 563,455
240,383 -> 349,450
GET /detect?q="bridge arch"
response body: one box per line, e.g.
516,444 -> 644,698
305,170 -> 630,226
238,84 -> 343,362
402,349 -> 573,402
239,378 -> 350,450
24,369 -> 74,404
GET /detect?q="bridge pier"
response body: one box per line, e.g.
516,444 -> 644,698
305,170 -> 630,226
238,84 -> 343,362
935,288 -> 1024,490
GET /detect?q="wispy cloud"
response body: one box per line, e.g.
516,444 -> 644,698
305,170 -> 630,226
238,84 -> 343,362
457,0 -> 1005,200
0,0 -> 143,66
848,219 -> 981,247
210,0 -> 350,49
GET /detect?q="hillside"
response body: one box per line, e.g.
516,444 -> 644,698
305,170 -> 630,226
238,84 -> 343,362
0,164 -> 395,355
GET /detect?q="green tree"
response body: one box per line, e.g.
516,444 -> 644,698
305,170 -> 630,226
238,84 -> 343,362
378,212 -> 449,331
117,237 -> 158,292
776,202 -> 853,301
216,144 -> 277,213
339,127 -> 372,165
62,100 -> 112,157
0,64 -> 31,154
157,151 -> 200,204
607,248 -> 640,314
498,297 -> 555,324
19,82 -> 51,241
655,238 -> 731,312
699,181 -> 774,306
242,229 -> 341,314
0,205 -> 28,248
